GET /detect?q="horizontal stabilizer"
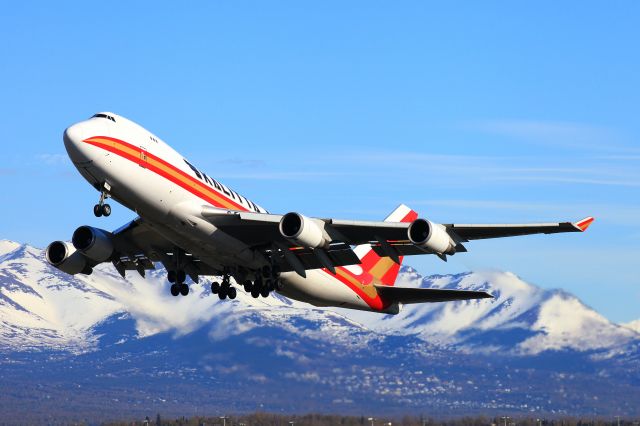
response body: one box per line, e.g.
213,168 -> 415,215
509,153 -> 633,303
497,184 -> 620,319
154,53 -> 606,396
375,285 -> 493,305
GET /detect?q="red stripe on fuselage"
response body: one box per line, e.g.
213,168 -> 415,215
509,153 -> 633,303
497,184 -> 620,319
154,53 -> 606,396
84,135 -> 415,312
83,136 -> 248,212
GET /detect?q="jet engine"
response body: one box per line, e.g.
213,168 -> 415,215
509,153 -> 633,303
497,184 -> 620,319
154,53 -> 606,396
45,241 -> 90,275
279,212 -> 330,248
71,225 -> 114,262
408,218 -> 456,254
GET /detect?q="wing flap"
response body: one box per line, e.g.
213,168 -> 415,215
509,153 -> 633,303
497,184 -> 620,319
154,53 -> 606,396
375,285 -> 493,304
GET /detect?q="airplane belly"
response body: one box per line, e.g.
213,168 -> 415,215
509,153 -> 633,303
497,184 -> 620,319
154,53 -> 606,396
278,270 -> 372,311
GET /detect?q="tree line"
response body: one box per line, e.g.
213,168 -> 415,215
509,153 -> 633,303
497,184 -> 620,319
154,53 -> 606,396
104,413 -> 640,426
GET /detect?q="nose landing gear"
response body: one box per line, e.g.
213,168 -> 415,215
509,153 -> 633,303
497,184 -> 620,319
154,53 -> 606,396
93,183 -> 112,217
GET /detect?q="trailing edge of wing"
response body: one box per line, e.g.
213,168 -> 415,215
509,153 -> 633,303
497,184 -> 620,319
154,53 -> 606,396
375,285 -> 493,305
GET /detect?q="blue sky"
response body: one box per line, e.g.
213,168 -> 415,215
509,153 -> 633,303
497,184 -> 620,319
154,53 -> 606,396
1,2 -> 638,322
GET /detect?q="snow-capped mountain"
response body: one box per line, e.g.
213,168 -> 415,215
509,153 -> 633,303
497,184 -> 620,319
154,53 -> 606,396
335,267 -> 640,356
1,240 -> 639,421
1,240 -> 638,356
623,319 -> 640,333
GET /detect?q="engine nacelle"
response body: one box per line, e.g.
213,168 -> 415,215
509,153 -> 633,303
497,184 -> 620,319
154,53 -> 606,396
72,226 -> 114,262
45,241 -> 90,275
408,218 -> 456,254
279,212 -> 330,248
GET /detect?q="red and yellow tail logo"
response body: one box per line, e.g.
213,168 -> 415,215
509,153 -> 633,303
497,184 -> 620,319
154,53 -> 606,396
575,216 -> 595,232
351,204 -> 417,286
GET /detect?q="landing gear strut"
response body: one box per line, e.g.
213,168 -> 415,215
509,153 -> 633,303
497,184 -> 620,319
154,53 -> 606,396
168,249 -> 189,296
93,183 -> 112,217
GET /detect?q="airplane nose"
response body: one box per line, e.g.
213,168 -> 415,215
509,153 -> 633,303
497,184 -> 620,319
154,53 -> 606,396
63,123 -> 89,163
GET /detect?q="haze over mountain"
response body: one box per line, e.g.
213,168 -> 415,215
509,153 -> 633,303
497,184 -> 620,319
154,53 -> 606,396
1,239 -> 639,422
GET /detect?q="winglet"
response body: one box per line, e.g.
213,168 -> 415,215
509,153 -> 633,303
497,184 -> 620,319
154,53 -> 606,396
574,216 -> 595,232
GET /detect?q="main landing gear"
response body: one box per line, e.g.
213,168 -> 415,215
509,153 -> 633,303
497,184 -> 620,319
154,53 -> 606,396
168,248 -> 189,296
168,269 -> 189,297
243,265 -> 281,299
209,263 -> 281,301
93,183 -> 112,217
211,274 -> 237,300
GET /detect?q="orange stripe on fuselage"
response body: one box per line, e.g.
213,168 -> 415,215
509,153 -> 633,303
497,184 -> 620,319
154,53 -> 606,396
83,136 -> 247,211
83,135 -> 408,312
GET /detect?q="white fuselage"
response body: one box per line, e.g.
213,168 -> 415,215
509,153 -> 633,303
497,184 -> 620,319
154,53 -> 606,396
63,113 -> 395,313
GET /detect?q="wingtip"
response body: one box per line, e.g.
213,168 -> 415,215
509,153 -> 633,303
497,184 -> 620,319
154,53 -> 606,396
574,216 -> 595,232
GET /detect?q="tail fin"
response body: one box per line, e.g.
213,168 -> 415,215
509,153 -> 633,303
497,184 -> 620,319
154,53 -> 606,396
352,204 -> 418,286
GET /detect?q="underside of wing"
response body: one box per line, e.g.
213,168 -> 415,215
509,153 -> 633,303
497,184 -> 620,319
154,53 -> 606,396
200,206 -> 411,247
375,285 -> 493,305
109,218 -> 217,279
445,217 -> 595,241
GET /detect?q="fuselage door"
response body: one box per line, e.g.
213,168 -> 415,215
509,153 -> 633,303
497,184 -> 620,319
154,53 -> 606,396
139,145 -> 148,168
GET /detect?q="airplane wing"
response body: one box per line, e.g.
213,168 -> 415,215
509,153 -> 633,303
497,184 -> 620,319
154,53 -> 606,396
105,218 -> 217,280
375,285 -> 493,304
200,207 -> 409,247
443,216 -> 595,241
202,206 -> 594,265
371,217 -> 595,259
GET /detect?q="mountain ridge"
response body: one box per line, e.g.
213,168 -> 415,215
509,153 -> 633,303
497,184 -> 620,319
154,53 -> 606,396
1,240 -> 639,419
1,240 -> 638,356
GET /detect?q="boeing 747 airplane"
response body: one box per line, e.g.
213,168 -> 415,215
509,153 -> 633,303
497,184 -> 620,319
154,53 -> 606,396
46,112 -> 594,314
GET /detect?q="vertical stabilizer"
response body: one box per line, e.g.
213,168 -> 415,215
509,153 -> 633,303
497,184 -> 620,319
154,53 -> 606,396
351,204 -> 418,286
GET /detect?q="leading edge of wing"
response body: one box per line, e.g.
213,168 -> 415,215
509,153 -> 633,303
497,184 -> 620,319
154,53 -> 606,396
375,285 -> 493,305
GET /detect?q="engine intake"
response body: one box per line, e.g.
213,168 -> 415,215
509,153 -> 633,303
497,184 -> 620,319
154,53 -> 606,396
279,212 -> 330,248
45,241 -> 90,275
72,226 -> 114,262
408,218 -> 456,254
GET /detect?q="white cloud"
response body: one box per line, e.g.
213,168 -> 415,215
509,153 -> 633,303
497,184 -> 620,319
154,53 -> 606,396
38,153 -> 68,165
468,119 -> 616,150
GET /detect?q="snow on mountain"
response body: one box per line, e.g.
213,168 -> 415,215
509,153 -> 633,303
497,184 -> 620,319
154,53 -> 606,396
0,241 -> 638,357
335,267 -> 639,355
623,319 -> 640,333
0,241 -> 369,353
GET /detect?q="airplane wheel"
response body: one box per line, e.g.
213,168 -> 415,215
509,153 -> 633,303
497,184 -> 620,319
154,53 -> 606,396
180,284 -> 189,296
102,204 -> 112,217
264,279 -> 273,291
211,281 -> 220,294
219,289 -> 227,300
251,289 -> 260,298
243,280 -> 253,292
228,287 -> 237,299
170,284 -> 179,297
93,204 -> 103,217
168,270 -> 176,283
260,288 -> 270,298
254,276 -> 263,289
177,270 -> 186,284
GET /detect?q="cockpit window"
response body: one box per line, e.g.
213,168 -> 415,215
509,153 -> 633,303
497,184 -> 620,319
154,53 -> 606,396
92,113 -> 116,122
